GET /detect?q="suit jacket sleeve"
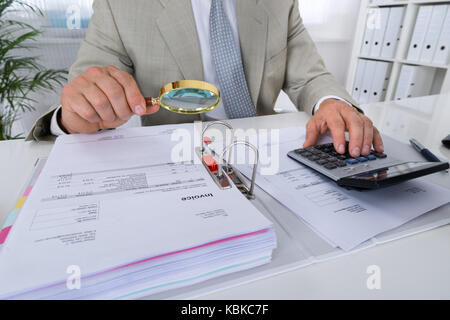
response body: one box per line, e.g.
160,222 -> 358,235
283,0 -> 360,115
26,0 -> 133,141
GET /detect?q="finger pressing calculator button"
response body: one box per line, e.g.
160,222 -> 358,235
330,151 -> 340,157
374,153 -> 387,159
322,143 -> 333,149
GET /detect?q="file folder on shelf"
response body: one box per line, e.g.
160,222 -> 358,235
359,59 -> 377,104
370,7 -> 391,58
395,65 -> 436,100
361,11 -> 376,56
433,5 -> 450,65
369,61 -> 393,103
407,5 -> 433,62
408,67 -> 436,98
371,0 -> 391,5
419,5 -> 449,64
395,65 -> 414,100
381,6 -> 406,59
352,59 -> 367,102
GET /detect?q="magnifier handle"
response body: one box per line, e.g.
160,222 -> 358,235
145,97 -> 160,107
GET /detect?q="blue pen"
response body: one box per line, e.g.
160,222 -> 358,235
410,138 -> 441,162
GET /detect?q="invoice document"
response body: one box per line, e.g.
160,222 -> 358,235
0,124 -> 274,298
210,127 -> 450,251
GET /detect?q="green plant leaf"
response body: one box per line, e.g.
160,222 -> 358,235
0,0 -> 68,140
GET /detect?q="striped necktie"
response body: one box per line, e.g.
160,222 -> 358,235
210,0 -> 257,119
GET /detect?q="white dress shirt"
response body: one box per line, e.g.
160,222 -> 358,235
51,0 -> 348,135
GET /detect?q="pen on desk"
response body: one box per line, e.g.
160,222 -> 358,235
409,139 -> 441,162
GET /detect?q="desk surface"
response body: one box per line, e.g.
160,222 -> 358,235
1,94 -> 449,299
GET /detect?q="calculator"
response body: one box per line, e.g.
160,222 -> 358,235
288,142 -> 449,190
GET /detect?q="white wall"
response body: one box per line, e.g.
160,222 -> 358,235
275,0 -> 361,111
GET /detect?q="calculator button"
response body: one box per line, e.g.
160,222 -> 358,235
367,155 -> 377,161
300,152 -> 312,158
336,161 -> 347,167
307,155 -> 320,161
324,163 -> 338,170
295,149 -> 307,154
337,155 -> 348,160
330,152 -> 340,157
356,157 -> 368,163
316,159 -> 329,165
374,153 -> 387,159
346,159 -> 359,165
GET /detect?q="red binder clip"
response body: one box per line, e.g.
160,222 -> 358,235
202,155 -> 218,172
203,136 -> 213,144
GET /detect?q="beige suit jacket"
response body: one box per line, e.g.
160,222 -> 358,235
27,0 -> 358,141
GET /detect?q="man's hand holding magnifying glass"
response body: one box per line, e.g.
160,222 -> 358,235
59,65 -> 160,134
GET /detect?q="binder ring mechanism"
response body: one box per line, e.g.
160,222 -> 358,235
198,121 -> 259,200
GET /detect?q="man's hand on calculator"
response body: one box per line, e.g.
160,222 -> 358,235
303,99 -> 385,158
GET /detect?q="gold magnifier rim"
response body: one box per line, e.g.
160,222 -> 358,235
158,80 -> 221,114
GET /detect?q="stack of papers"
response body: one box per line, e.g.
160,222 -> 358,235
0,125 -> 276,299
209,127 -> 450,251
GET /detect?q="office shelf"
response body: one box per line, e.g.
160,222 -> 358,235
358,55 -> 449,69
346,0 -> 450,103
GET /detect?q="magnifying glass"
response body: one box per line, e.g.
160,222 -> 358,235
145,80 -> 220,114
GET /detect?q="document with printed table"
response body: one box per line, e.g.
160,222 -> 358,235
0,124 -> 276,299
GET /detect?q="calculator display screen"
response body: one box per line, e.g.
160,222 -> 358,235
348,162 -> 444,181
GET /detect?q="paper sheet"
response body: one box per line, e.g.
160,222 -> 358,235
0,124 -> 273,298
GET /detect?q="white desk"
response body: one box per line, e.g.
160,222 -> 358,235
1,94 -> 449,299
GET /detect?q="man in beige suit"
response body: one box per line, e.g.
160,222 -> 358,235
28,0 -> 384,158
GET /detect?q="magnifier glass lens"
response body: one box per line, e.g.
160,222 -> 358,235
161,88 -> 219,114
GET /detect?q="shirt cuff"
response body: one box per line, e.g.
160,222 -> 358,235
313,95 -> 353,115
50,106 -> 68,136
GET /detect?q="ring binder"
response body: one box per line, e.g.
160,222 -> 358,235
196,121 -> 235,190
218,141 -> 259,200
196,122 -> 259,200
200,121 -> 234,152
